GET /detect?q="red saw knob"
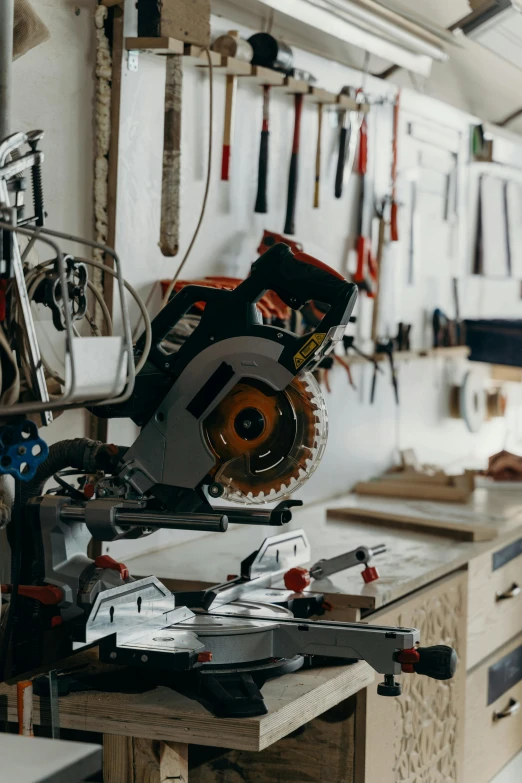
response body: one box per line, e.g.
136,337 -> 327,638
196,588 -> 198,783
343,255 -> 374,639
284,566 -> 311,592
361,565 -> 380,584
94,555 -> 129,581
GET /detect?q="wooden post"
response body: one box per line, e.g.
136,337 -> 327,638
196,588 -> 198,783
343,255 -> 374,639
104,735 -> 188,783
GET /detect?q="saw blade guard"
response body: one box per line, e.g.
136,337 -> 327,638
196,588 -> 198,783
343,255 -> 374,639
204,371 -> 327,504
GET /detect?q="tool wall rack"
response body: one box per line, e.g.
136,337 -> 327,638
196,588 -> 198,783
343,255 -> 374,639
124,38 -> 371,112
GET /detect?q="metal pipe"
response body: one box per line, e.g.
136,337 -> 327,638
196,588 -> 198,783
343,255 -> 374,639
60,504 -> 228,533
216,507 -> 291,526
115,510 -> 228,533
0,0 -> 14,141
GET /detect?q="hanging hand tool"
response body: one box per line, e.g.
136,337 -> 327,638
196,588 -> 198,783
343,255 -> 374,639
370,340 -> 399,405
248,33 -> 294,73
284,92 -> 304,235
212,31 -> 254,182
221,74 -> 236,181
159,54 -> 182,256
390,91 -> 400,242
254,85 -> 270,213
335,88 -> 366,200
353,107 -> 377,295
313,102 -> 323,208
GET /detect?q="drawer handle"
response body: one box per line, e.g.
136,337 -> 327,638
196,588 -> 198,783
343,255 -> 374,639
493,698 -> 520,721
496,582 -> 521,601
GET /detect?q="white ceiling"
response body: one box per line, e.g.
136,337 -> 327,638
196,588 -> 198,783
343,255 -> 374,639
385,0 -> 522,135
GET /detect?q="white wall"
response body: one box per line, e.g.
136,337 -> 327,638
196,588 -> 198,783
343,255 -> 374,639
9,3 -> 522,564
102,10 -> 522,561
11,0 -> 96,445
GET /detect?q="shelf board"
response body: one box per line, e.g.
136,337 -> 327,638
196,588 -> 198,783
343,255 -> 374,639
125,37 -> 184,55
277,76 -> 313,94
198,54 -> 252,75
241,66 -> 285,86
344,346 -> 470,366
306,86 -> 338,104
183,44 -> 221,66
337,93 -> 370,114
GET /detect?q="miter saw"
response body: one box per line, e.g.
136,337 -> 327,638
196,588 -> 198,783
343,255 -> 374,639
4,242 -> 457,715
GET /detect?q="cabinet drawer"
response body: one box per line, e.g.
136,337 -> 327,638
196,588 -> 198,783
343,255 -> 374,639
467,536 -> 522,669
465,634 -> 522,783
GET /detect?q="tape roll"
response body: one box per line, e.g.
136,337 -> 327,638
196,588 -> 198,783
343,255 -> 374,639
459,371 -> 487,433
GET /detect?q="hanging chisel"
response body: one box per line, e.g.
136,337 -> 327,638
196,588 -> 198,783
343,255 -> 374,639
284,92 -> 304,235
254,85 -> 270,213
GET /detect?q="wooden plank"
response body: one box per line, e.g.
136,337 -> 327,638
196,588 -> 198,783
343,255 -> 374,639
184,45 -> 220,66
337,93 -> 370,113
328,489 -> 522,541
306,86 -> 337,104
104,735 -> 188,783
190,695 -> 357,783
126,37 -> 184,54
491,364 -> 522,383
353,479 -> 472,503
0,655 -> 373,753
242,66 -> 285,86
197,55 -> 251,75
277,76 -> 311,94
355,571 -> 468,783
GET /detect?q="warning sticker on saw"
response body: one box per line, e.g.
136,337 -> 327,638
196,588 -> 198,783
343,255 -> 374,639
294,334 -> 326,369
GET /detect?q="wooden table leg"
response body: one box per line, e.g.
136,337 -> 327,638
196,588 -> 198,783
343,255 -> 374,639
104,735 -> 188,783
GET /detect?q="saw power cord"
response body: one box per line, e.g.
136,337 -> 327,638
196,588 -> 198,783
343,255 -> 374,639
161,47 -> 214,306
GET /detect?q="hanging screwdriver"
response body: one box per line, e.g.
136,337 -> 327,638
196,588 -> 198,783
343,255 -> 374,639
284,92 -> 304,235
254,85 -> 270,213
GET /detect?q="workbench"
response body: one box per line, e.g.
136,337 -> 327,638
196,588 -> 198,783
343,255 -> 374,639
0,648 -> 373,783
126,489 -> 522,783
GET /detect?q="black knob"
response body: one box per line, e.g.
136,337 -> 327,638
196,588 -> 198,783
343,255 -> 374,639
415,645 -> 457,680
377,674 -> 402,697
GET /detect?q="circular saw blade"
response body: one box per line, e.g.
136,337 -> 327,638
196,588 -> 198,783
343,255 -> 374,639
203,371 -> 327,504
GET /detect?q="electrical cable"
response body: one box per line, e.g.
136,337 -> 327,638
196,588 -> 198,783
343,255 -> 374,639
161,47 -> 214,306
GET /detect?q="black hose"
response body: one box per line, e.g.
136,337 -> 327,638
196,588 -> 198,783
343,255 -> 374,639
20,438 -> 104,507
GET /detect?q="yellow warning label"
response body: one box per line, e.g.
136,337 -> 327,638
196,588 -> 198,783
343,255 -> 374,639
294,333 -> 326,369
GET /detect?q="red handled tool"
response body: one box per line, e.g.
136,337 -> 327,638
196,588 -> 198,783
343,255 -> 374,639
390,91 -> 400,242
221,74 -> 237,180
353,111 -> 377,295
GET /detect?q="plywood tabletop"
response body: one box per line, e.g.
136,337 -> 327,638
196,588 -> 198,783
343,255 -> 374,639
0,652 -> 373,752
128,490 -> 522,612
330,488 -> 522,541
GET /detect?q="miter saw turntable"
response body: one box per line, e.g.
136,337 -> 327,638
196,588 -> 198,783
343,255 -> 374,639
5,243 -> 457,715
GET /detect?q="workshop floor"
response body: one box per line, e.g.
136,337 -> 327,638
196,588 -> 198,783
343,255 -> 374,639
491,752 -> 522,783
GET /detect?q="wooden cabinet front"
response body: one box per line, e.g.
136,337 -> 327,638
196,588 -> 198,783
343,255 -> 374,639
355,570 -> 467,783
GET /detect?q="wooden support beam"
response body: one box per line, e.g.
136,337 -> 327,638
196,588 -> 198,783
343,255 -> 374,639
104,735 -> 188,783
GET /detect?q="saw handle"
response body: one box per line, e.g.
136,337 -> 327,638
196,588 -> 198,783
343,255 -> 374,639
248,243 -> 357,321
